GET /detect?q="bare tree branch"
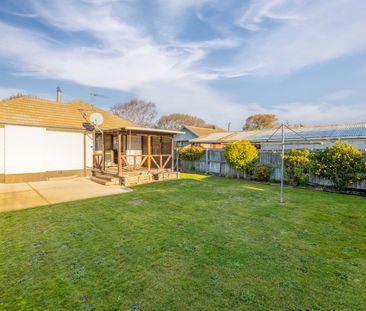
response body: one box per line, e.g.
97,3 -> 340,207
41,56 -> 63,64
157,113 -> 207,130
111,98 -> 157,127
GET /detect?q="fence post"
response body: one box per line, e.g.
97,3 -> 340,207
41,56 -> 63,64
219,153 -> 222,176
205,149 -> 209,174
176,148 -> 179,172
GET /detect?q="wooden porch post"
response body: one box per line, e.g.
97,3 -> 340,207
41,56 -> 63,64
147,135 -> 151,171
159,136 -> 163,172
171,137 -> 174,172
117,132 -> 122,176
102,132 -> 105,171
92,132 -> 96,169
83,133 -> 86,177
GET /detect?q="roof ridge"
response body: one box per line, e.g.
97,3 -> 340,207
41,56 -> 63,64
217,132 -> 239,142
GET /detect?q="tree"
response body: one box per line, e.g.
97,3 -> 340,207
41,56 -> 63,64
110,99 -> 157,127
157,113 -> 206,130
243,114 -> 277,130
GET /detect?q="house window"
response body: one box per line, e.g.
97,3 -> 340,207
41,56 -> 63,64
95,134 -> 103,151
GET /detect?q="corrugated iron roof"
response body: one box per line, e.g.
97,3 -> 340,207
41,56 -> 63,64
190,123 -> 366,143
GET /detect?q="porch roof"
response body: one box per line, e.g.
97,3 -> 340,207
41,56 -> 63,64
103,126 -> 184,135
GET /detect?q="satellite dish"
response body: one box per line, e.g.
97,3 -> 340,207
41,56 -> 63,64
89,112 -> 104,126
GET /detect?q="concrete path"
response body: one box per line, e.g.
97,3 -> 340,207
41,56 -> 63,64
0,177 -> 132,212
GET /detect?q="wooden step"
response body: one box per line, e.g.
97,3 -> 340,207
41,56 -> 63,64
90,176 -> 119,186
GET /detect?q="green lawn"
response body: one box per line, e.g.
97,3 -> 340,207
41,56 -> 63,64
0,174 -> 365,310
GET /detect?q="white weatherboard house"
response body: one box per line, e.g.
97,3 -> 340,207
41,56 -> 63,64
0,95 -> 180,184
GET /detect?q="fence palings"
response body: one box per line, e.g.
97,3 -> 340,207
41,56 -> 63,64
177,149 -> 366,191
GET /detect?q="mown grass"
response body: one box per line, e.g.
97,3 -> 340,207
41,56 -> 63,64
0,173 -> 365,310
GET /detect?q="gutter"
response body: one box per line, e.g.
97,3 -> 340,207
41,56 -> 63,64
191,136 -> 366,144
124,126 -> 184,135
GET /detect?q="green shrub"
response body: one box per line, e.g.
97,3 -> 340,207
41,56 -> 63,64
179,145 -> 204,161
285,149 -> 312,186
311,141 -> 366,190
255,164 -> 272,182
224,140 -> 258,173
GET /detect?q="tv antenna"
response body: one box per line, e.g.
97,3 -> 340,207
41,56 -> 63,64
90,93 -> 109,99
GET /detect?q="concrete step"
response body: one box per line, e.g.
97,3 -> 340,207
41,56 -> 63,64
90,176 -> 119,186
47,175 -> 79,181
93,174 -> 119,182
93,170 -> 121,179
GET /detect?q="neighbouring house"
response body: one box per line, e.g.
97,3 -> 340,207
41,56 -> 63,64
0,93 -> 181,185
189,123 -> 366,151
174,125 -> 226,148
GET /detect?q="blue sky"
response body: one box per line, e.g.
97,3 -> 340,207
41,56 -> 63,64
0,0 -> 365,129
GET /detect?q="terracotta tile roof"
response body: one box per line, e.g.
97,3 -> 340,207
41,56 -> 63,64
184,125 -> 226,137
0,96 -> 136,130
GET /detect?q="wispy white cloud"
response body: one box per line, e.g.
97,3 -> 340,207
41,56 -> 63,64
154,0 -> 217,40
320,90 -> 356,102
264,101 -> 366,126
237,0 -> 301,31
228,0 -> 366,76
0,0 -> 365,129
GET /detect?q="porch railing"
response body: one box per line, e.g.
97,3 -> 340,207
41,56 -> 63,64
93,153 -> 104,170
93,153 -> 173,172
121,154 -> 172,171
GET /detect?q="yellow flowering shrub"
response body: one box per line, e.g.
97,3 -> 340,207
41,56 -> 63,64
311,141 -> 366,189
285,149 -> 313,186
179,145 -> 204,161
224,140 -> 258,173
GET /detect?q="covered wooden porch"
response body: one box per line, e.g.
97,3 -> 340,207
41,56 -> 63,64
91,126 -> 181,186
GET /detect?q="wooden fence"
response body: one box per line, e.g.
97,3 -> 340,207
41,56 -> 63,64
177,149 -> 366,191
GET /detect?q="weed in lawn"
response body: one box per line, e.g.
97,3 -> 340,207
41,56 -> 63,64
80,295 -> 95,311
306,304 -> 322,311
30,251 -> 45,266
71,260 -> 86,280
335,270 -> 348,281
241,290 -> 256,305
209,275 -> 220,285
179,240 -> 197,255
130,302 -> 142,311
289,280 -> 302,291
278,281 -> 288,289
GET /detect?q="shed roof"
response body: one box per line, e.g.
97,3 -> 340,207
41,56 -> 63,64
190,123 -> 366,144
0,96 -> 136,130
184,125 -> 226,137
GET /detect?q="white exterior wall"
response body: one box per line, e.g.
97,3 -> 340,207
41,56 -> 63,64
5,125 -> 47,174
45,130 -> 84,171
0,127 -> 4,174
85,133 -> 94,169
3,125 -> 94,175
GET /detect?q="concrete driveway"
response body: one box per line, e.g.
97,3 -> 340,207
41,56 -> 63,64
0,177 -> 131,212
